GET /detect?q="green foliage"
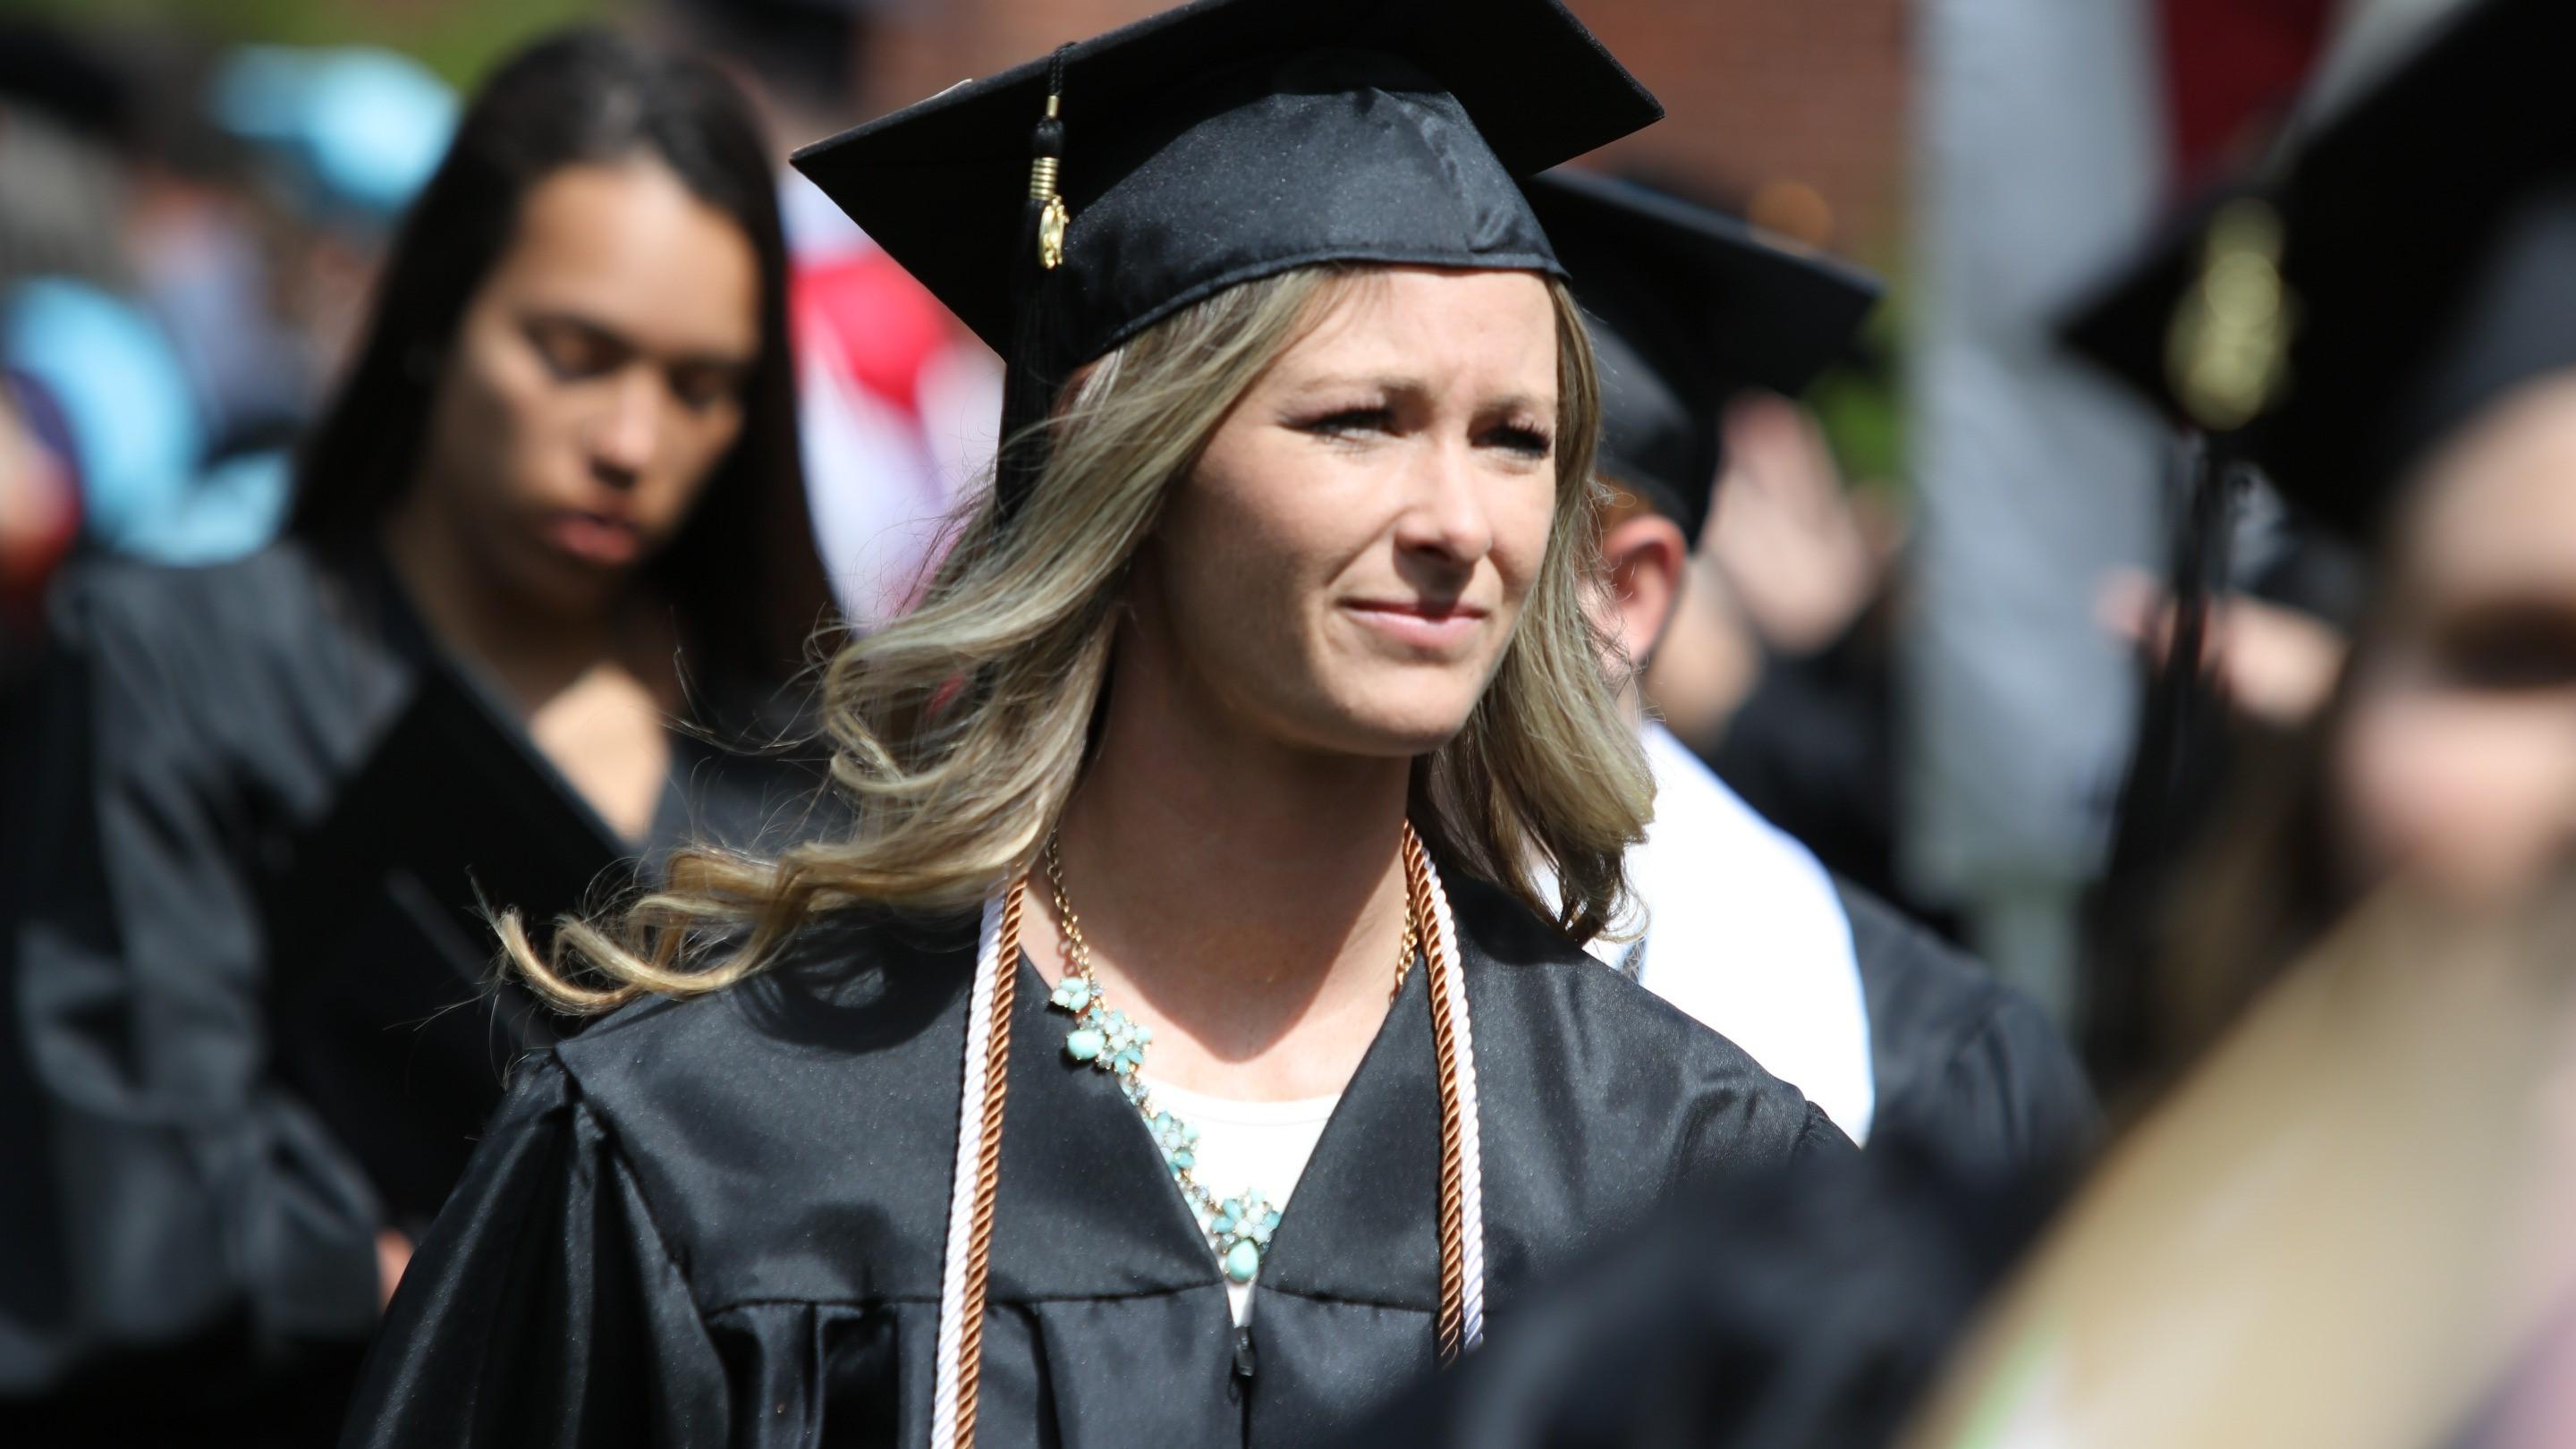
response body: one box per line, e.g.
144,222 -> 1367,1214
1803,255 -> 1912,497
3,0 -> 616,88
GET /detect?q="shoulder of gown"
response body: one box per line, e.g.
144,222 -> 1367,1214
538,906 -> 986,1308
1438,869 -> 1852,1191
24,540 -> 400,794
43,538 -> 362,674
1834,878 -> 2097,1179
341,1051 -> 730,1449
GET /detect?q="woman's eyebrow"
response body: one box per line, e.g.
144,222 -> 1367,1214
1276,371 -> 1415,396
526,308 -> 755,370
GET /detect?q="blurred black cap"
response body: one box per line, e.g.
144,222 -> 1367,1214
2063,0 -> 2576,543
791,0 -> 1658,393
1527,167 -> 1880,543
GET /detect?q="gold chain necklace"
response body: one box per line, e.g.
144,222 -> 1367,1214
1039,832 -> 1419,1284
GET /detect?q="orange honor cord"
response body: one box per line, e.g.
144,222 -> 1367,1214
930,883 -> 1022,1448
1406,826 -> 1487,1364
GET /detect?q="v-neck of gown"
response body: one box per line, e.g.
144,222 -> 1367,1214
356,539 -> 711,856
987,951 -> 1450,1316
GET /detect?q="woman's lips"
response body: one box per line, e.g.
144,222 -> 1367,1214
1343,598 -> 1488,650
543,510 -> 642,567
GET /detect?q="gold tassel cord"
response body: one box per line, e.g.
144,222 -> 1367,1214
949,883 -> 1022,1448
1405,825 -> 1470,1367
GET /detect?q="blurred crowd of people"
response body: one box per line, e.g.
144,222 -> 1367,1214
0,21 -> 443,647
0,3 -> 999,675
2,0 -> 2573,1445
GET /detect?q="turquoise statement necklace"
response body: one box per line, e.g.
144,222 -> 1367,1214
1041,834 -> 1417,1286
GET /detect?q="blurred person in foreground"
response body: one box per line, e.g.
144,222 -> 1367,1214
0,30 -> 829,1445
335,3 -> 1849,1445
1356,3 -> 2576,1444
1531,168 -> 2095,1178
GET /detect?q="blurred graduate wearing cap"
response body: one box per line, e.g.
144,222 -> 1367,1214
337,4 -> 1849,1446
1534,170 -> 2096,1182
2064,0 -> 2576,1077
0,34 -> 830,1446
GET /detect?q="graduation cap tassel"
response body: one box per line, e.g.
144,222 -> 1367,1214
2084,430 -> 2244,1092
2082,198 -> 2286,1092
993,47 -> 1074,524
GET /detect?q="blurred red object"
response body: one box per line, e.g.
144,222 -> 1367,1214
2157,0 -> 2339,188
793,248 -> 956,416
1,377 -> 82,617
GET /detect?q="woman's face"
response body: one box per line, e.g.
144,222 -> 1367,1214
1135,267 -> 1563,758
2334,373 -> 2576,905
415,158 -> 760,614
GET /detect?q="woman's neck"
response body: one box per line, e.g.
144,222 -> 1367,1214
1045,644 -> 1418,1099
380,489 -> 630,712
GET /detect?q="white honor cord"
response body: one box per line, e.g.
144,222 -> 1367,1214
1419,853 -> 1487,1353
929,892 -> 1008,1449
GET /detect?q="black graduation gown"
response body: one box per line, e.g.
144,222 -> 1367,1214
1336,1122 -> 2066,1449
1835,880 -> 2097,1180
340,873 -> 1848,1449
0,540 -> 826,1441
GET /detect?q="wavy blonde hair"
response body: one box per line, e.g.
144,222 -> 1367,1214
509,263 -> 1652,1011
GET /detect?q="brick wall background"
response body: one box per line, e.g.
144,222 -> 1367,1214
854,0 -> 1911,262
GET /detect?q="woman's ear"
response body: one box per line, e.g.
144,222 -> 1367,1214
1597,512 -> 1691,665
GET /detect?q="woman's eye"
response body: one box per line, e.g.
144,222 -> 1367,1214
669,365 -> 745,412
1486,423 -> 1554,458
1298,406 -> 1394,437
527,321 -> 623,381
2432,608 -> 2576,691
2441,639 -> 2576,691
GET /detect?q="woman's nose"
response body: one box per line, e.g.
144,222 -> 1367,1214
587,371 -> 662,487
1390,439 -> 1495,568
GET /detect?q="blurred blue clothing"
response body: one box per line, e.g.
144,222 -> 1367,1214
211,47 -> 456,227
142,216 -> 312,459
3,279 -> 198,552
3,278 -> 292,566
152,451 -> 293,566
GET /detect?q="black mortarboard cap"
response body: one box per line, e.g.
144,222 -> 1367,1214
790,0 -> 1661,516
2063,0 -> 2576,544
1526,168 -> 1881,543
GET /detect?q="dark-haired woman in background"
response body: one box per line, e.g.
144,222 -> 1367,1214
0,30 -> 829,1444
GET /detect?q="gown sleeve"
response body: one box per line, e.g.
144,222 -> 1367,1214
341,1055 -> 729,1449
1,570 -> 384,1398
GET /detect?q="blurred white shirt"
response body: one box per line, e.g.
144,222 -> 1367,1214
1591,723 -> 1877,1143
